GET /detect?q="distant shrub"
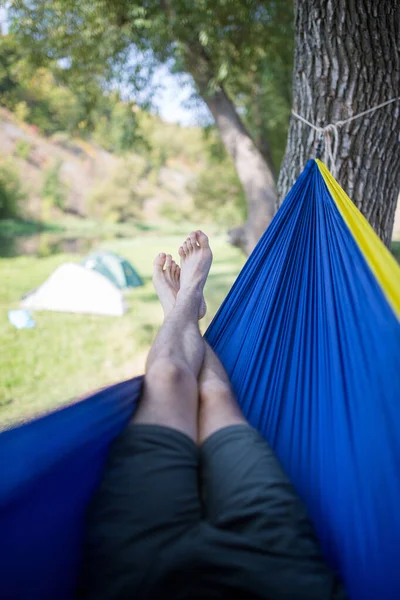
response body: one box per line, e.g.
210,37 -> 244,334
15,139 -> 32,160
41,161 -> 67,210
190,160 -> 247,226
138,112 -> 206,166
89,157 -> 148,223
14,101 -> 30,123
92,99 -> 145,155
92,116 -> 110,151
0,159 -> 26,219
159,201 -> 187,223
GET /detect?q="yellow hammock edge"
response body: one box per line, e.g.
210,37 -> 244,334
316,159 -> 400,320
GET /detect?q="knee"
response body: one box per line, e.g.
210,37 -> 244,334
147,358 -> 194,390
200,379 -> 234,405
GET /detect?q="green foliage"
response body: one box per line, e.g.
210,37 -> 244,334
14,139 -> 32,160
159,201 -> 188,223
392,241 -> 400,263
18,68 -> 84,134
0,30 -> 146,154
191,127 -> 247,226
0,53 -> 85,135
41,161 -> 67,210
8,0 -> 294,168
0,33 -> 22,96
190,158 -> 247,227
4,2 -> 295,227
92,96 -> 143,154
139,112 -> 206,166
0,159 -> 26,219
109,102 -> 140,154
89,157 -> 148,222
13,101 -> 29,122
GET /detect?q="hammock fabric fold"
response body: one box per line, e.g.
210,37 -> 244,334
1,159 -> 399,600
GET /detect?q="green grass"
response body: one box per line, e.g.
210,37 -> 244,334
0,216 -> 156,237
0,225 -> 245,429
0,218 -> 65,236
391,241 -> 400,262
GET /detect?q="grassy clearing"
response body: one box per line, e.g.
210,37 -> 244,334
0,225 -> 245,429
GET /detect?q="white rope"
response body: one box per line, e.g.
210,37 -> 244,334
292,96 -> 400,177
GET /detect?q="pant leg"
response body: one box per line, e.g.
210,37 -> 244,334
199,425 -> 347,599
79,423 -> 201,600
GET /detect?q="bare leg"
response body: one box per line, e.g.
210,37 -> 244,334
198,341 -> 248,444
133,231 -> 213,443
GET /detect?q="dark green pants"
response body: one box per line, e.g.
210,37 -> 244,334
79,424 -> 346,599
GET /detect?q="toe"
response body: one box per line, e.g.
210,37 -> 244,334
153,253 -> 166,271
186,237 -> 193,252
165,254 -> 172,269
196,230 -> 209,248
178,246 -> 185,259
183,241 -> 189,255
189,232 -> 198,248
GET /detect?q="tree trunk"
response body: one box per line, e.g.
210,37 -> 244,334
278,0 -> 400,246
195,82 -> 277,254
159,1 -> 278,255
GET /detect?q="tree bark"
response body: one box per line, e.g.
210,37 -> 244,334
199,84 -> 277,254
278,0 -> 400,246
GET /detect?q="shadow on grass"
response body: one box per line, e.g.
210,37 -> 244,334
136,293 -> 158,304
0,219 -> 65,236
135,222 -> 158,232
208,270 -> 238,287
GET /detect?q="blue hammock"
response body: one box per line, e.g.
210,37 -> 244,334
1,159 -> 399,600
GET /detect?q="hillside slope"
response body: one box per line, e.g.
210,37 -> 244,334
0,107 -> 199,222
1,106 -> 399,239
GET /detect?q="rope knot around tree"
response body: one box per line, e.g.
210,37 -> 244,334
292,96 -> 400,177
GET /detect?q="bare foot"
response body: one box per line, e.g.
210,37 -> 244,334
152,250 -> 207,319
178,230 -> 212,317
152,253 -> 181,317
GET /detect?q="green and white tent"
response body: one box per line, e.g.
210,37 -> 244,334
81,251 -> 143,289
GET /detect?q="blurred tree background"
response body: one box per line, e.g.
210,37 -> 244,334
1,0 -> 399,249
1,0 -> 293,252
0,25 -> 251,229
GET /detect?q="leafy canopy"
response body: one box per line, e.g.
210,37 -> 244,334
8,0 -> 294,167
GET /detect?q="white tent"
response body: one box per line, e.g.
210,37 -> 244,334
22,263 -> 128,316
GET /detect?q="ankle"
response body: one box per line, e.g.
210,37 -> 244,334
176,287 -> 202,307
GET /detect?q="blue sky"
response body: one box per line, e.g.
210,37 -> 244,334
0,7 -> 8,33
150,65 -> 211,127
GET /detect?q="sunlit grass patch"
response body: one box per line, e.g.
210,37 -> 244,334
0,224 -> 245,428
